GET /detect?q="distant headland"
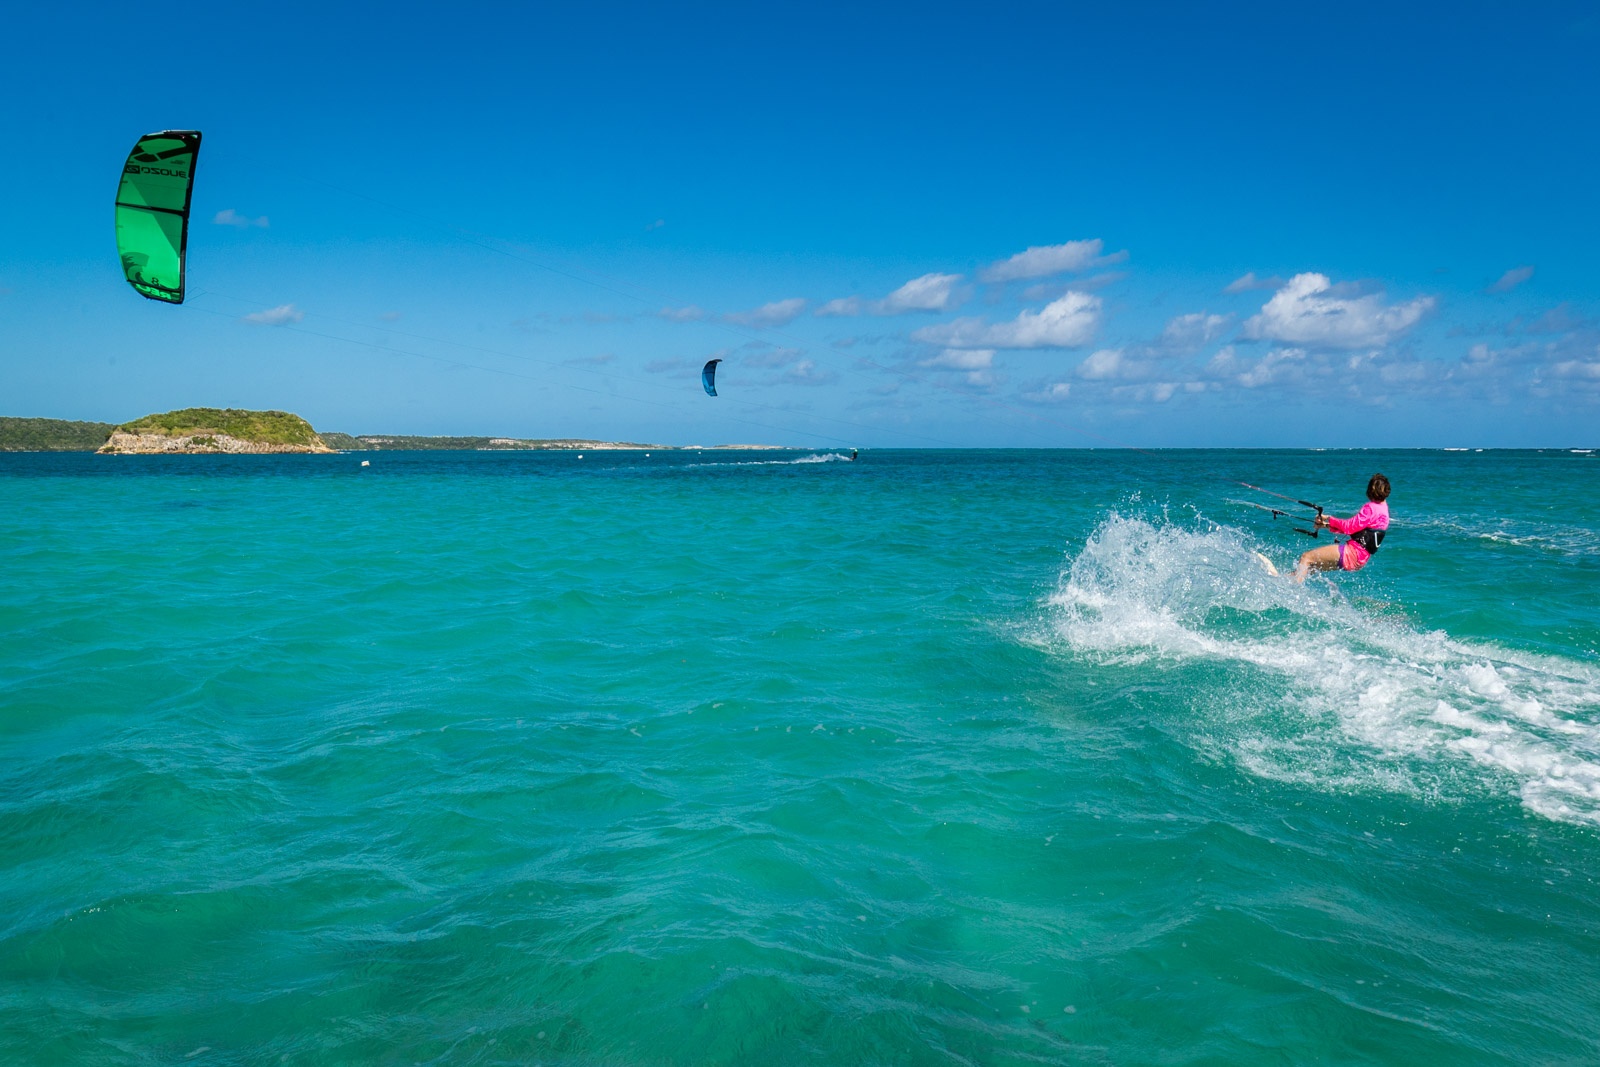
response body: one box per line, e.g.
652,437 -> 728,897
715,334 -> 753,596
0,410 -> 777,453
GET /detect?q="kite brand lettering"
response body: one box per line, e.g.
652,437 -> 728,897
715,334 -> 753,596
132,166 -> 188,178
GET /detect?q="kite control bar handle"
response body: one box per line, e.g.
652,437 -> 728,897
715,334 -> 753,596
1293,501 -> 1324,538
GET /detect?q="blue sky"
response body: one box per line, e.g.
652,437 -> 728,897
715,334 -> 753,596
3,1 -> 1597,446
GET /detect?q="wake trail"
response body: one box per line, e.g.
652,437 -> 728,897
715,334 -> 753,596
682,452 -> 854,469
1035,514 -> 1600,827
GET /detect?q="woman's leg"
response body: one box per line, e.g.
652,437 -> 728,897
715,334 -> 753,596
1294,542 -> 1341,583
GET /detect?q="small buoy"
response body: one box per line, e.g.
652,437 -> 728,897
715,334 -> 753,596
577,453 -> 584,459
360,460 -> 370,467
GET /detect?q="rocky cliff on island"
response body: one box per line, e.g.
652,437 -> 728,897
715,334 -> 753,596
98,409 -> 334,454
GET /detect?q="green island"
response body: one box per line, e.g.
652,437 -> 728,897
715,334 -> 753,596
0,417 -> 116,452
2,410 -> 763,453
100,408 -> 333,454
117,408 -> 326,446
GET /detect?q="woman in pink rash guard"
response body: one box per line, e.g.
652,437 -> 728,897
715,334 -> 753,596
1294,473 -> 1391,583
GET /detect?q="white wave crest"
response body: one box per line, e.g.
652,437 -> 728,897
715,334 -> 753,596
685,452 -> 853,469
1405,514 -> 1600,558
1041,514 -> 1600,827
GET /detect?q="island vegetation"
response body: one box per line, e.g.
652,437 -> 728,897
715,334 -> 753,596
0,417 -> 116,452
2,408 -> 770,453
116,408 -> 326,446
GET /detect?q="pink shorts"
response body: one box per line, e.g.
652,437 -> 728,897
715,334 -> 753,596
1338,540 -> 1370,572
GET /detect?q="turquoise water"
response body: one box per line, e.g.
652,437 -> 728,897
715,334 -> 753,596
2,448 -> 1598,1065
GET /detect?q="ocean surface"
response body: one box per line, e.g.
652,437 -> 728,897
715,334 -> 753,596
2,448 -> 1597,1066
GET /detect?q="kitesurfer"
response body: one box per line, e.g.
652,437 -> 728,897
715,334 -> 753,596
850,449 -> 858,461
1293,474 -> 1390,583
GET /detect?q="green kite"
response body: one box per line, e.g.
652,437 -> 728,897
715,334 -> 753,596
114,130 -> 201,303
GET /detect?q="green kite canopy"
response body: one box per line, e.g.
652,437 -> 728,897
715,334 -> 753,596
114,130 -> 201,304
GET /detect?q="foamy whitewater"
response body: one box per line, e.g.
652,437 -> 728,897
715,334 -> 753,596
2,448 -> 1597,1065
1046,514 -> 1600,825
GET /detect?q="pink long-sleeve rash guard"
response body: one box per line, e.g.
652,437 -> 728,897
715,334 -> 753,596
1325,500 -> 1389,569
1326,501 -> 1389,537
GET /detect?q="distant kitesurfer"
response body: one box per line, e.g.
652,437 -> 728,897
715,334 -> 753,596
1294,474 -> 1390,583
850,449 -> 858,461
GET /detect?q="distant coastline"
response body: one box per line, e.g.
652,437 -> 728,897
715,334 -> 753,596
0,412 -> 780,454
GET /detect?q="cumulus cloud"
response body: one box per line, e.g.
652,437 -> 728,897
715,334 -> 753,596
1234,346 -> 1309,388
214,208 -> 269,229
818,273 -> 966,317
1241,273 -> 1434,349
881,273 -> 964,313
912,291 -> 1101,350
726,297 -> 807,328
783,359 -> 837,386
1075,349 -> 1126,380
1021,382 -> 1073,403
1224,272 -> 1284,293
1160,312 -> 1231,349
1130,381 -> 1202,403
659,305 -> 708,322
981,239 -> 1125,283
242,303 -> 303,325
1489,265 -> 1535,293
1550,359 -> 1600,379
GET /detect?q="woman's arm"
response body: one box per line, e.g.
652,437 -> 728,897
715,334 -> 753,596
1322,503 -> 1378,535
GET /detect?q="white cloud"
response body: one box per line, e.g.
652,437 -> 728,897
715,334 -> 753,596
921,348 -> 995,370
818,272 -> 965,317
784,359 -> 837,386
1224,272 -> 1284,293
1489,265 -> 1535,293
1160,312 -> 1231,349
659,305 -> 708,322
214,208 -> 268,229
1075,348 -> 1126,380
981,239 -> 1124,283
1235,347 -> 1308,388
912,291 -> 1101,350
1021,382 -> 1073,403
1551,360 -> 1600,379
879,272 -> 964,313
1112,381 -> 1182,403
242,303 -> 303,325
726,297 -> 807,327
1242,273 -> 1434,349
645,218 -> 665,231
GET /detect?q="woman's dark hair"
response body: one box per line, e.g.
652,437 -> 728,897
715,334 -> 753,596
1367,473 -> 1391,502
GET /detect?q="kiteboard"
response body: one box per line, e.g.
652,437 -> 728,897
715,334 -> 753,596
1252,552 -> 1279,576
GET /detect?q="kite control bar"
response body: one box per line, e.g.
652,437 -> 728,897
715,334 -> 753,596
1234,482 -> 1325,538
1292,501 -> 1324,539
